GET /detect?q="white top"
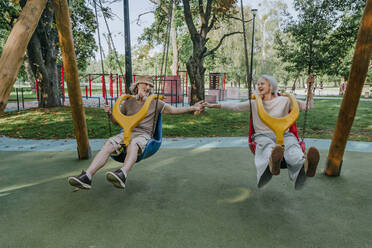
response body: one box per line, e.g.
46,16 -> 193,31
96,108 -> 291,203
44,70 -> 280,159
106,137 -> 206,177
221,96 -> 313,133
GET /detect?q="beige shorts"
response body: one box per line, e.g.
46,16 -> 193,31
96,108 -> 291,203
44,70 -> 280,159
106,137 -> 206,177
108,132 -> 151,156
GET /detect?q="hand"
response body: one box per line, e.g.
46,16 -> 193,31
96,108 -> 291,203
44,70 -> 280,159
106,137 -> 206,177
192,100 -> 205,111
104,104 -> 112,114
201,102 -> 213,108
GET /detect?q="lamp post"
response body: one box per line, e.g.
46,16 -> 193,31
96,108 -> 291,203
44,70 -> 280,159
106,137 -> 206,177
249,9 -> 257,90
123,0 -> 133,93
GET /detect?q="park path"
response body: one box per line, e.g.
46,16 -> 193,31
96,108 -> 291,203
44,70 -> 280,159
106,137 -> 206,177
1,136 -> 371,153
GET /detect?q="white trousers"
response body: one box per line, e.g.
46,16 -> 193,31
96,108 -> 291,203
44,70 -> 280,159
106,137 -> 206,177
253,132 -> 306,188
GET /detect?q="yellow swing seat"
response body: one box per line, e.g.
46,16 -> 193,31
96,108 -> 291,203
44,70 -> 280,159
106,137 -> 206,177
110,94 -> 163,162
252,93 -> 300,146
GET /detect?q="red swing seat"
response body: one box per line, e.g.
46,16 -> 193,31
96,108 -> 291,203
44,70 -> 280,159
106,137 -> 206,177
248,115 -> 305,154
248,94 -> 306,155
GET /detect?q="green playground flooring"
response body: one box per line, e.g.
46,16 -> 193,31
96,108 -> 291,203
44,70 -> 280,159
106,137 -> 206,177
1,148 -> 371,247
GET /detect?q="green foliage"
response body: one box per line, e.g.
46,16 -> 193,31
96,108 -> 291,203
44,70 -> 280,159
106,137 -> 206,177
0,0 -> 97,80
320,0 -> 366,78
138,0 -> 181,48
0,1 -> 28,82
68,0 -> 98,72
275,0 -> 366,78
0,1 -> 20,64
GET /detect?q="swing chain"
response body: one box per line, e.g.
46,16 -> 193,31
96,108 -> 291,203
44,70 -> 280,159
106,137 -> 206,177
152,0 -> 174,138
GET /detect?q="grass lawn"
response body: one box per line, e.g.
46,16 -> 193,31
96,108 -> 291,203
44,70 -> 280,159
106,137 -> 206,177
1,99 -> 371,141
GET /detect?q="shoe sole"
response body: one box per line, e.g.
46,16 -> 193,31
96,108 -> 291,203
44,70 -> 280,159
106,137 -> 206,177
305,146 -> 320,177
106,172 -> 125,189
68,177 -> 91,189
269,145 -> 284,175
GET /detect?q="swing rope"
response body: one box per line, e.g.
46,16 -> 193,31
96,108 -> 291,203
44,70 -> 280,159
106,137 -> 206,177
96,0 -> 125,78
240,0 -> 253,124
152,0 -> 174,138
93,0 -> 111,136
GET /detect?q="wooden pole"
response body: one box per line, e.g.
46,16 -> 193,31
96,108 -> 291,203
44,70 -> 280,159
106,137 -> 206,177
325,0 -> 372,176
0,0 -> 48,115
52,0 -> 91,159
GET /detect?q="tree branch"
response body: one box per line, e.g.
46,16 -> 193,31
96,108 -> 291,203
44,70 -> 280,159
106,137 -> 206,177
203,31 -> 242,58
182,0 -> 198,41
199,0 -> 206,25
207,14 -> 216,32
205,0 -> 213,22
136,11 -> 155,25
225,14 -> 253,23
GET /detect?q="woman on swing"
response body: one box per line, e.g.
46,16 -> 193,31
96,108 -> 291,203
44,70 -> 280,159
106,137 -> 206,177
68,75 -> 203,190
203,74 -> 320,189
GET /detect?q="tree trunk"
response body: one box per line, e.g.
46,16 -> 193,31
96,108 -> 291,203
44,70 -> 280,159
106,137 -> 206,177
24,55 -> 36,89
170,1 -> 178,75
52,0 -> 91,159
25,0 -> 60,108
181,0 -> 237,104
186,51 -> 205,105
326,0 -> 372,176
0,0 -> 48,115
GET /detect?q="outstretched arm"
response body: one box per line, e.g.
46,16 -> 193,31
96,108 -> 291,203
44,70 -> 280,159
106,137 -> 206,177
203,101 -> 252,112
163,101 -> 204,114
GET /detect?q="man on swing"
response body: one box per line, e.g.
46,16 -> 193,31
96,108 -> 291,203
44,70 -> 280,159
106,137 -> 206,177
68,75 -> 203,190
203,74 -> 320,189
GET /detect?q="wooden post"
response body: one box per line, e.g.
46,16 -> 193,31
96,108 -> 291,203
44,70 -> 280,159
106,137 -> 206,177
0,0 -> 48,115
52,0 -> 91,159
326,0 -> 372,176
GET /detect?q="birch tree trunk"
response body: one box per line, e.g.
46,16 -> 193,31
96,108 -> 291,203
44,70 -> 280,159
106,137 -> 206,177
170,1 -> 178,75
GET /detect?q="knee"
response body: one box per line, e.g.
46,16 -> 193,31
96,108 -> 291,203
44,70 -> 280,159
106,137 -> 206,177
102,141 -> 115,153
284,148 -> 304,165
127,142 -> 139,152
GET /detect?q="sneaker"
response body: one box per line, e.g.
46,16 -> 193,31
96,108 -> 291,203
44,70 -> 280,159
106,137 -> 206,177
257,166 -> 273,188
68,170 -> 91,189
269,145 -> 284,175
106,169 -> 127,189
305,146 -> 320,177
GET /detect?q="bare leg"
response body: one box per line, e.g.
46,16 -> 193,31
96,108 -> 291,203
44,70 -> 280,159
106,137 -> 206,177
121,142 -> 139,175
86,141 -> 116,177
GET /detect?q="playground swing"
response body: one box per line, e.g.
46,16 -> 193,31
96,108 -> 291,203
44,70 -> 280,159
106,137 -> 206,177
92,0 -> 174,163
109,94 -> 164,163
248,93 -> 307,165
239,1 -> 309,167
247,89 -> 311,168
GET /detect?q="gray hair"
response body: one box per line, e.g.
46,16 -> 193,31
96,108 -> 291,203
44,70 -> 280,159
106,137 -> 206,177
258,75 -> 278,95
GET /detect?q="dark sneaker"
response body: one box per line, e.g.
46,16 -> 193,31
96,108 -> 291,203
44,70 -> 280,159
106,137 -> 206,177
305,146 -> 320,177
257,166 -> 273,188
106,169 -> 126,189
269,145 -> 284,175
294,166 -> 307,190
68,170 -> 91,189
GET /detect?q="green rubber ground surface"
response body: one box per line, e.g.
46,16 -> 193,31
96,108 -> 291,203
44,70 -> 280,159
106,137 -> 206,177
1,148 -> 371,248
